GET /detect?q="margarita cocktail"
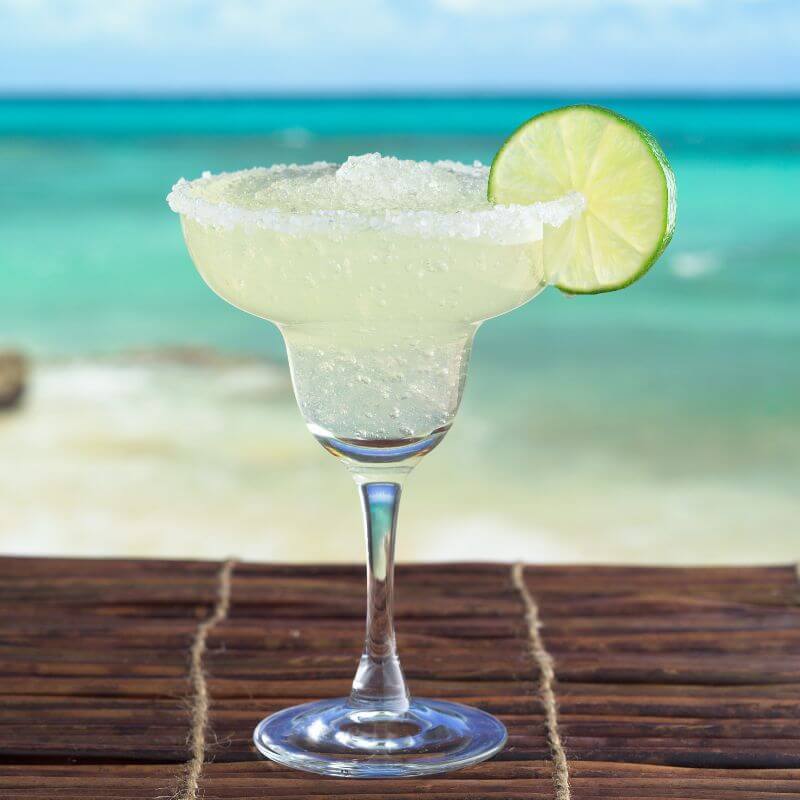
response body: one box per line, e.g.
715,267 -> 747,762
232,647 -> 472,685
168,105 -> 675,778
171,155 -> 583,459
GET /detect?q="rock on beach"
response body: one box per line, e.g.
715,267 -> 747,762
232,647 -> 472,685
0,351 -> 27,410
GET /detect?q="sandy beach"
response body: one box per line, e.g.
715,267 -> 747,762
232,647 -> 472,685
1,349 -> 797,564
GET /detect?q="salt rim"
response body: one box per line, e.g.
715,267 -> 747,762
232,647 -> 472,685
166,162 -> 585,245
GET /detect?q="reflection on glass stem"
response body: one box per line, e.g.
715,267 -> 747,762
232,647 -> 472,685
350,481 -> 409,712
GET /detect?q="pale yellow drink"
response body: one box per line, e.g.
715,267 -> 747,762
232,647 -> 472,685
169,155 -> 582,447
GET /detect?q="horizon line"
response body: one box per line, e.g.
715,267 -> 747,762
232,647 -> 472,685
2,88 -> 800,102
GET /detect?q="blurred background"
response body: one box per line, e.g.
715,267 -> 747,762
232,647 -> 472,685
1,1 -> 798,564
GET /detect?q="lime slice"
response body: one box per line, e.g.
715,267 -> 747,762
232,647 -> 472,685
488,104 -> 676,294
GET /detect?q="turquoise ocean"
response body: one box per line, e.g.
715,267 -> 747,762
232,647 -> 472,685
1,97 -> 799,563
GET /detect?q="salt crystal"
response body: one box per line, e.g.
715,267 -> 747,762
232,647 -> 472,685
166,154 -> 584,244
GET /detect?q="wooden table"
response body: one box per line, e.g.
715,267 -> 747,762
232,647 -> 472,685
0,557 -> 798,799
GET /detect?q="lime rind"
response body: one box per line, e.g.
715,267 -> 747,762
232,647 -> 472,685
488,104 -> 676,294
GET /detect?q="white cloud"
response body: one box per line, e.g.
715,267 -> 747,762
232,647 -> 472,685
1,0 -> 794,48
436,0 -> 708,12
0,0 -> 798,90
0,0 -> 405,47
2,0 -> 161,44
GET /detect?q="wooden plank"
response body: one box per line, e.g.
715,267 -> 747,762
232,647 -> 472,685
0,557 -> 796,798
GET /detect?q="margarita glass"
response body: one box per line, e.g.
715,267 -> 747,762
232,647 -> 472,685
169,154 -> 581,777
168,107 -> 677,776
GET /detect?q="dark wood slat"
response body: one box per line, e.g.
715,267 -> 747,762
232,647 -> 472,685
0,557 -> 797,799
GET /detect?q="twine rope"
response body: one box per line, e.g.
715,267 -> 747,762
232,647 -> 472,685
512,562 -> 571,800
176,559 -> 237,800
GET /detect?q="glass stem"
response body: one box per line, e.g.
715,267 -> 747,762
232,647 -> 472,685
349,480 -> 410,712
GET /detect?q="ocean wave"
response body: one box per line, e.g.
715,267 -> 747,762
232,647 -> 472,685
276,127 -> 313,148
669,250 -> 722,279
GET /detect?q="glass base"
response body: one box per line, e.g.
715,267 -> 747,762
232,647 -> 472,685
253,697 -> 508,778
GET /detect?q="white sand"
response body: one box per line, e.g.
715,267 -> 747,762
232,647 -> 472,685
1,354 -> 797,565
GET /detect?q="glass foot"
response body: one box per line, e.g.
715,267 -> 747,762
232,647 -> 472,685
253,697 -> 507,778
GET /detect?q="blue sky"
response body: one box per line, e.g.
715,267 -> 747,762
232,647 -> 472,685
2,0 -> 799,93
